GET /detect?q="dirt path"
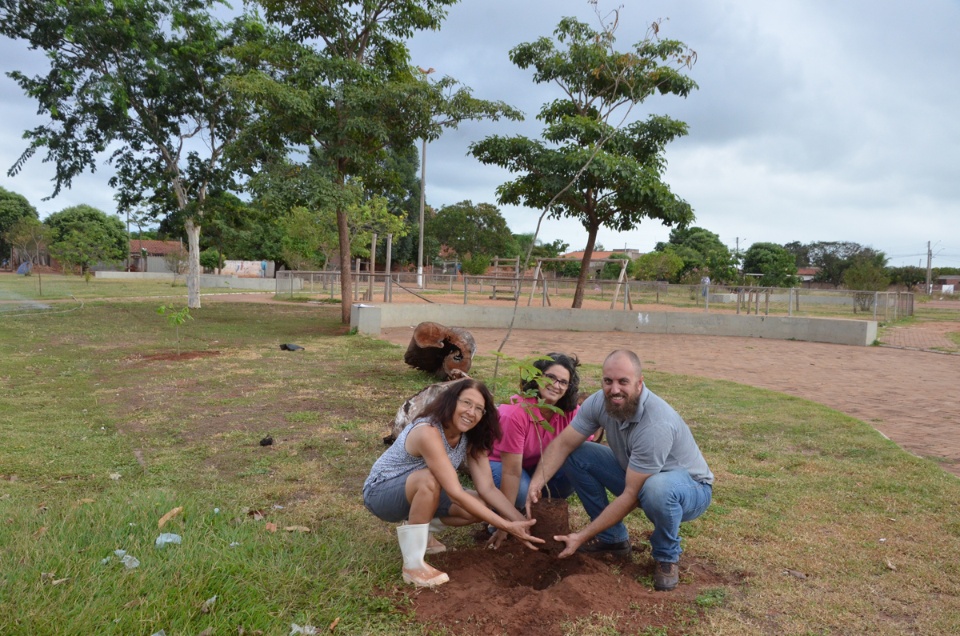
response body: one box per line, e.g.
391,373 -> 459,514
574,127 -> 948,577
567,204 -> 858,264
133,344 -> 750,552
373,297 -> 960,478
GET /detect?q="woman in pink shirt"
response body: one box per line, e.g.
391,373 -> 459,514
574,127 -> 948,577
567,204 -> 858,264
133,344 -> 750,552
490,352 -> 582,509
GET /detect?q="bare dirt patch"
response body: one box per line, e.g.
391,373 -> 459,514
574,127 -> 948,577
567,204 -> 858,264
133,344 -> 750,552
404,540 -> 738,635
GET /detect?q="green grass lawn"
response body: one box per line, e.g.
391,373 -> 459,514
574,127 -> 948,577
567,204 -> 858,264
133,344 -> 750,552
1,294 -> 958,635
0,272 -> 259,303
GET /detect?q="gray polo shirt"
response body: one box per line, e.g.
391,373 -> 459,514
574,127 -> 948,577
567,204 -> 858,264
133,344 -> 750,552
571,386 -> 714,485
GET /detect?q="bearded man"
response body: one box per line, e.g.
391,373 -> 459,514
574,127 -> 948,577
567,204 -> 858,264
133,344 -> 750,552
526,349 -> 714,592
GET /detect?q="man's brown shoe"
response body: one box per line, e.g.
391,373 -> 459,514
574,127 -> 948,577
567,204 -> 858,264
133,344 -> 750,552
654,561 -> 679,591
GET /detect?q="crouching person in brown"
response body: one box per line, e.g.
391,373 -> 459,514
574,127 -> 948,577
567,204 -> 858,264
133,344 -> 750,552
526,350 -> 713,591
364,378 -> 543,587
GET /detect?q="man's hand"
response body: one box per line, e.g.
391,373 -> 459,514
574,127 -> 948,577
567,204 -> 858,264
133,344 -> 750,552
554,532 -> 586,559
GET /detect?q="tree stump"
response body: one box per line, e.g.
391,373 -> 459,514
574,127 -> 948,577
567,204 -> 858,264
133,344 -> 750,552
403,321 -> 476,380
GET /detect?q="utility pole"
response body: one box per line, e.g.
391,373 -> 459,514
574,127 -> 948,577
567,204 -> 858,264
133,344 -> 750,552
417,136 -> 426,288
925,241 -> 933,293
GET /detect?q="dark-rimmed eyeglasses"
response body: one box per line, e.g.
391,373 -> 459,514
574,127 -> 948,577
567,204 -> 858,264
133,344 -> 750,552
543,372 -> 570,388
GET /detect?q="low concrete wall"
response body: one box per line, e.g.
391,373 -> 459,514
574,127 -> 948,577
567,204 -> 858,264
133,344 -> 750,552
351,303 -> 878,347
94,271 -> 300,291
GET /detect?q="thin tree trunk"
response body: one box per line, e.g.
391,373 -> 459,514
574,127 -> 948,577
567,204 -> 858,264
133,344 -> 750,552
572,231 -> 598,308
185,218 -> 202,309
337,208 -> 352,323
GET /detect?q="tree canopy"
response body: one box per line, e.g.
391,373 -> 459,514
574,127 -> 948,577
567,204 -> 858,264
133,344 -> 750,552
654,226 -> 737,283
1,0 -> 263,306
232,0 -> 518,322
426,200 -> 516,261
45,205 -> 127,273
470,16 -> 698,307
741,242 -> 798,287
632,250 -> 684,282
0,186 -> 39,261
782,241 -> 887,287
4,216 -> 51,269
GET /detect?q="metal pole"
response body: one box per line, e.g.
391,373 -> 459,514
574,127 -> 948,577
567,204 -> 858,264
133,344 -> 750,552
417,137 -> 426,288
369,232 -> 377,301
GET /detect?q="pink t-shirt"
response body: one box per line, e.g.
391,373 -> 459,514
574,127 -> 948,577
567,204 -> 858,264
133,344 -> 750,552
490,394 -> 580,471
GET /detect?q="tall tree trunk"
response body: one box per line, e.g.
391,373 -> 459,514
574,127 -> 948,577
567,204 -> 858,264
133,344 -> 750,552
337,207 -> 352,323
185,218 -> 202,309
572,231 -> 598,308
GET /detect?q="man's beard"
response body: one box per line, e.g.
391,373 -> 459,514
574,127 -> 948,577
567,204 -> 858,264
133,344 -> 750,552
604,391 -> 641,420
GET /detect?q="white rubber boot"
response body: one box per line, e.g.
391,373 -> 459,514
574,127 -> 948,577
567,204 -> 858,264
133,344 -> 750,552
397,523 -> 449,588
426,518 -> 446,554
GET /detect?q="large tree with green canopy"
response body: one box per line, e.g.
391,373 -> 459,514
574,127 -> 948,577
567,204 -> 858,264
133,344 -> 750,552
44,204 -> 127,273
232,0 -> 520,323
426,200 -> 517,263
0,0 -> 262,308
0,186 -> 39,262
470,15 -> 697,308
655,226 -> 738,283
741,242 -> 798,287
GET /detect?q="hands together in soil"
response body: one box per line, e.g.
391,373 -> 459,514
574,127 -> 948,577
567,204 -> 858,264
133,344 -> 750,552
364,349 -> 714,592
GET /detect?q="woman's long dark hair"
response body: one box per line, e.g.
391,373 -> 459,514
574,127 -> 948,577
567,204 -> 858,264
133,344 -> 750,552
520,352 -> 581,414
417,378 -> 500,458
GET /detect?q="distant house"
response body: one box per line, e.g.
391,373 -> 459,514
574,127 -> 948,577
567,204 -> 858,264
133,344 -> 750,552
936,275 -> 960,292
796,267 -> 820,282
129,239 -> 184,273
560,249 -> 643,277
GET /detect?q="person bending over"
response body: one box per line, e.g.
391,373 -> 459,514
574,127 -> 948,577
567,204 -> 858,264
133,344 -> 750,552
364,378 -> 542,587
527,350 -> 713,592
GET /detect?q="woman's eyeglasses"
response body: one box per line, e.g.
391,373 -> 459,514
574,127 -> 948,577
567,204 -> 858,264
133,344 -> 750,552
457,398 -> 486,416
543,372 -> 570,388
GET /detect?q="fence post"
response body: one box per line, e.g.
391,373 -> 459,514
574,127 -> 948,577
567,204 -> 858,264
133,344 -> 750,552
463,276 -> 468,304
383,233 -> 392,303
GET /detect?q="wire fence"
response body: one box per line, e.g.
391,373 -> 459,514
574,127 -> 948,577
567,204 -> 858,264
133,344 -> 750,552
275,270 -> 915,322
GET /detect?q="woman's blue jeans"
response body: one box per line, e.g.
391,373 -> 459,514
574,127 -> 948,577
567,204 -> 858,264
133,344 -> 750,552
489,460 -> 575,509
563,441 -> 712,563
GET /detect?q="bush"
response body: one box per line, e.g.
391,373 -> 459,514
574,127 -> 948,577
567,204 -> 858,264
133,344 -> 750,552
200,247 -> 224,272
460,253 -> 491,276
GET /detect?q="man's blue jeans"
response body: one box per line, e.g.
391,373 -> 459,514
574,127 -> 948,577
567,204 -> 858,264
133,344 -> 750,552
563,441 -> 712,563
490,460 -> 575,509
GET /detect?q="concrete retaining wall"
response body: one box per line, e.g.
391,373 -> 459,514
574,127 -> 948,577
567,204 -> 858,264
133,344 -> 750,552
351,303 -> 878,347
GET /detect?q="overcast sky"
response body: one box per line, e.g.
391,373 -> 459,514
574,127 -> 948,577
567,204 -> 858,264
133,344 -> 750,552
2,0 -> 958,268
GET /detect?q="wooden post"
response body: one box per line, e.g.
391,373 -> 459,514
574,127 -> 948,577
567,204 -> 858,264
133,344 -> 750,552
383,233 -> 392,302
527,260 -> 543,306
